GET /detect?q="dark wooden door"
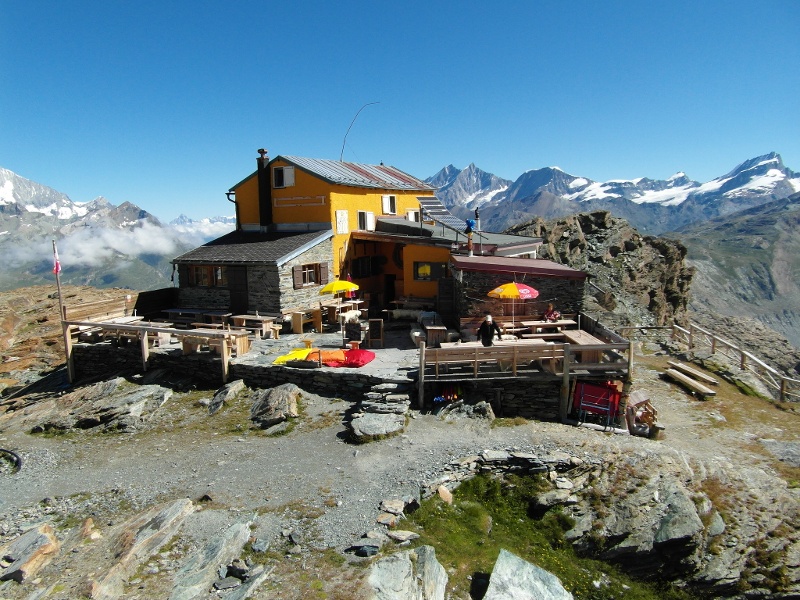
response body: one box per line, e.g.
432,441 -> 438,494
227,267 -> 248,314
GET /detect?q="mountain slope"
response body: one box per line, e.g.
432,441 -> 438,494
0,168 -> 233,291
665,192 -> 800,348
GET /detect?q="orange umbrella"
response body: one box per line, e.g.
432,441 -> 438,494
487,282 -> 539,323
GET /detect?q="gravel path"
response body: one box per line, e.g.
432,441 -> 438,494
0,342 -> 798,599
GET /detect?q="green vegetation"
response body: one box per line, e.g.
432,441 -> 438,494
491,416 -> 528,428
404,474 -> 693,600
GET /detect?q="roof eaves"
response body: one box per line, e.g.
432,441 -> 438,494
276,229 -> 334,267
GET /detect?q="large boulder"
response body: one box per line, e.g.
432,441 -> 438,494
89,498 -> 195,600
0,523 -> 60,583
367,545 -> 447,600
250,383 -> 301,428
484,549 -> 573,600
28,377 -> 171,433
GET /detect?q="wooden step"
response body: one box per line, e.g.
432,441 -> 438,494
667,361 -> 718,385
663,368 -> 717,397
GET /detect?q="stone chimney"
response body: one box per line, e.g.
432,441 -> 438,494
257,148 -> 272,228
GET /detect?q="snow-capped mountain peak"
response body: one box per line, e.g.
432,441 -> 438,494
428,152 -> 799,234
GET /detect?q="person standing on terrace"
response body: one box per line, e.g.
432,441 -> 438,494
478,314 -> 503,347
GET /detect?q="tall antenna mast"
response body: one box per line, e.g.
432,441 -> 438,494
340,101 -> 379,161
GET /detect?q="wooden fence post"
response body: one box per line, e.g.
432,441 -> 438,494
418,342 -> 426,409
560,344 -> 571,422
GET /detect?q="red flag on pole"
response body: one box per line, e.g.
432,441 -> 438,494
53,246 -> 62,274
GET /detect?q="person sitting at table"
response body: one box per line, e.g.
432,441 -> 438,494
478,314 -> 503,347
543,303 -> 561,322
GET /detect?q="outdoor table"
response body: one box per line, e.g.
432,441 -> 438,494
521,319 -> 577,332
231,314 -> 276,338
163,308 -> 206,327
562,329 -> 604,362
203,310 -> 233,324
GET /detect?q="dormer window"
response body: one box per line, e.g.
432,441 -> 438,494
273,166 -> 295,188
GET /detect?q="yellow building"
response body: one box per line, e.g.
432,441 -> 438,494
173,149 -> 546,321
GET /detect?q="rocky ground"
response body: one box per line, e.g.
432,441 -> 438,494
0,286 -> 799,599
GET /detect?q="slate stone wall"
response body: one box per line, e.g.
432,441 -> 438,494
453,270 -> 585,319
425,378 -> 563,421
177,287 -> 230,310
277,239 -> 334,312
175,239 -> 333,315
73,341 -> 565,419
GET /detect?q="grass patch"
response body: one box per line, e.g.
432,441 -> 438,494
403,473 -> 693,600
491,416 -> 528,428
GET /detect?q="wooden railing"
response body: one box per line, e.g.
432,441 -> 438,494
417,339 -> 632,414
672,322 -> 800,403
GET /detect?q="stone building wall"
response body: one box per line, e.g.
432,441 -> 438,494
423,378 -> 563,421
278,239 -> 334,312
176,287 -> 231,310
454,270 -> 585,319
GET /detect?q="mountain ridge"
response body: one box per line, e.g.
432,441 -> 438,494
428,152 -> 800,234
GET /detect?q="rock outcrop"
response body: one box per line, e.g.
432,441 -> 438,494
367,545 -> 448,600
509,211 -> 695,328
249,382 -> 301,428
484,549 -> 574,600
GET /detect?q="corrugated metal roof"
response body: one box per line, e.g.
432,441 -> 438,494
280,156 -> 435,191
450,255 -> 587,279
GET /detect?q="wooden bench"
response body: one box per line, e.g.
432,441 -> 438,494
520,332 -> 566,340
667,361 -> 718,386
663,368 -> 717,397
64,298 -> 138,341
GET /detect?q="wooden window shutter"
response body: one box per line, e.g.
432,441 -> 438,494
382,195 -> 390,214
292,265 -> 303,289
366,211 -> 375,231
320,262 -> 329,284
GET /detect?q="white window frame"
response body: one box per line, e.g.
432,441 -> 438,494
358,210 -> 376,231
273,166 -> 295,189
406,209 -> 420,222
381,194 -> 397,215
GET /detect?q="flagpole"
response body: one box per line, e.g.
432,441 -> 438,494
52,240 -> 65,320
53,239 -> 73,382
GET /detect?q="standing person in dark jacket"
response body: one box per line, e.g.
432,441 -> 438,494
478,314 -> 503,347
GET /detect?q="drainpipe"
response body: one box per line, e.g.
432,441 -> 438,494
257,148 -> 272,229
226,191 -> 240,231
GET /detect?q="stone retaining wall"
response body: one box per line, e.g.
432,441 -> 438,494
72,344 -> 564,418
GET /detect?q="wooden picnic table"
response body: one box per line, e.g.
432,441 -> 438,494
230,314 -> 276,338
521,319 -> 578,332
562,329 -> 604,362
203,310 -> 233,324
163,308 -> 207,327
178,328 -> 250,357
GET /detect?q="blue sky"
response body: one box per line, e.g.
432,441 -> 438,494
2,1 -> 798,221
